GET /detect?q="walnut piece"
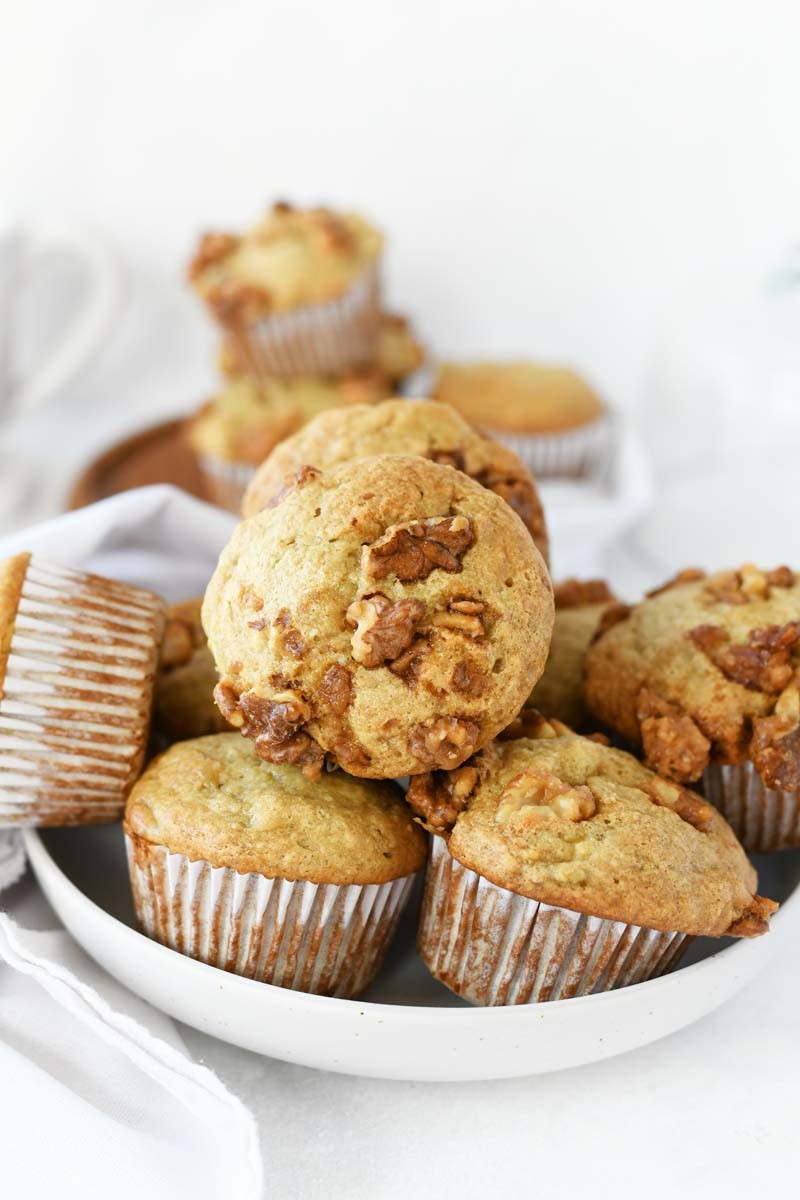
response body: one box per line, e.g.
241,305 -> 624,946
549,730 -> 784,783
430,449 -> 466,472
318,663 -> 352,715
389,637 -> 430,685
431,597 -> 486,638
473,469 -> 542,546
273,608 -> 305,658
267,465 -> 321,509
643,776 -> 714,832
704,565 -> 795,606
726,895 -> 779,938
495,767 -> 597,826
208,281 -> 272,325
749,685 -> 800,791
593,602 -> 633,641
554,579 -> 617,609
690,622 -> 800,694
408,716 -> 480,769
451,659 -> 488,697
187,232 -> 238,280
365,516 -> 474,583
213,682 -> 323,778
346,593 -> 426,667
636,688 -> 711,783
645,568 -> 706,599
406,764 -> 481,835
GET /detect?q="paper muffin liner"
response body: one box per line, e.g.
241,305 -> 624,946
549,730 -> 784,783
125,830 -> 417,998
0,558 -> 165,827
703,761 -> 800,852
196,455 -> 256,513
418,837 -> 690,1006
224,264 -> 382,380
492,413 -> 615,479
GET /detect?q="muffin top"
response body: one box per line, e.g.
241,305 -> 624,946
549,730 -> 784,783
202,455 -> 554,779
154,599 -> 229,742
125,733 -> 426,884
0,553 -> 29,687
189,372 -> 392,465
526,579 -> 618,729
241,399 -> 549,561
187,201 -> 383,320
407,719 -> 776,938
433,361 -> 605,434
584,565 -> 800,791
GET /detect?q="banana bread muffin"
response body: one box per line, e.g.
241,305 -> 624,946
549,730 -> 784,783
153,599 -> 228,742
584,564 -> 800,850
433,360 -> 611,478
241,399 -> 549,563
187,201 -> 383,378
409,716 -> 776,1005
125,733 -> 426,997
202,455 -> 554,779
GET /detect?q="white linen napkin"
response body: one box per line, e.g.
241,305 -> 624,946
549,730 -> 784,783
0,487 -> 263,1198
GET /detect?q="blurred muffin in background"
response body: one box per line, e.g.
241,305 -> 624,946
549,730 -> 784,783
154,598 -> 228,742
433,361 -> 612,478
187,201 -> 384,378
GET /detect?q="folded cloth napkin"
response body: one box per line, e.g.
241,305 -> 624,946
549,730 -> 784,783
0,487 -> 261,1198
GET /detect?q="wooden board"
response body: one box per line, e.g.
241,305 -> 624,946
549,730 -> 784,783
68,418 -> 212,510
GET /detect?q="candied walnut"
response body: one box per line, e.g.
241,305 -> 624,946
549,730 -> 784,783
704,571 -> 749,605
241,586 -> 264,611
767,566 -> 795,588
451,659 -> 488,697
248,617 -> 268,631
389,637 -> 430,685
318,663 -> 352,715
431,597 -> 486,638
365,516 -> 474,583
726,895 -> 779,938
273,608 -> 305,658
495,767 -> 596,826
267,465 -> 321,509
593,602 -> 632,641
160,619 -> 194,670
406,764 -> 481,835
690,622 -> 800,694
408,716 -> 480,769
749,687 -> 800,791
213,683 -> 323,778
645,568 -> 705,599
473,469 -> 540,541
636,688 -> 711,783
430,449 -> 467,472
554,579 -> 617,609
187,232 -> 237,281
643,776 -> 714,832
346,593 -> 426,667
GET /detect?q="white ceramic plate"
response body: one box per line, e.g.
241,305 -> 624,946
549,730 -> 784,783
24,824 -> 799,1082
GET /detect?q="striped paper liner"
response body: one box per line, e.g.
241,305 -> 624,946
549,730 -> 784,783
418,837 -> 690,1006
703,761 -> 800,852
0,558 -> 165,826
223,264 -> 381,380
196,456 -> 256,513
492,413 -> 615,479
126,830 -> 417,999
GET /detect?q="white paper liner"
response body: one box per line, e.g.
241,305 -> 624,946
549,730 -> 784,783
418,837 -> 690,1005
492,414 -> 615,479
126,832 -> 417,999
703,760 -> 800,852
197,456 -> 256,513
0,557 -> 164,827
226,265 -> 381,380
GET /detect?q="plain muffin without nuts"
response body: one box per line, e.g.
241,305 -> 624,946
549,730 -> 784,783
433,361 -> 605,435
125,734 -> 426,996
241,399 -> 549,563
203,454 -> 554,780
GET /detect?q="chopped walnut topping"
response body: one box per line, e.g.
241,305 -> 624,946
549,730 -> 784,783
213,682 -> 323,778
645,568 -> 706,599
365,516 -> 474,583
389,637 -> 430,685
750,686 -> 800,791
498,707 -> 572,741
636,688 -> 711,783
704,571 -> 750,605
430,449 -> 467,472
643,776 -> 714,832
406,763 -> 482,835
345,593 -> 426,667
472,468 -> 540,541
318,663 -> 352,715
726,895 -> 779,937
241,586 -> 264,611
208,281 -> 273,325
431,597 -> 486,638
555,579 -> 618,608
767,566 -> 795,588
267,465 -> 321,509
704,565 -> 796,605
495,767 -> 597,826
408,716 -> 480,769
160,619 -> 194,670
690,622 -> 800,694
248,617 -> 268,631
593,602 -> 633,641
273,608 -> 305,658
187,232 -> 238,281
450,659 -> 488,697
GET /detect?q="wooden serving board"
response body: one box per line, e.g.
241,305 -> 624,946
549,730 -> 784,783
68,418 -> 212,510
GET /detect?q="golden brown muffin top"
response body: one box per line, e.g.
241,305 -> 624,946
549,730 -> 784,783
433,361 -> 605,434
187,201 -> 382,321
406,719 -> 776,938
241,399 -> 549,562
125,733 -> 426,884
0,553 -> 30,698
584,566 -> 800,791
202,454 -> 553,780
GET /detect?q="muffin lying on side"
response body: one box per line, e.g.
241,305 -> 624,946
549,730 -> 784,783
585,564 -> 800,851
125,734 -> 426,997
153,599 -> 228,742
241,398 -> 549,564
407,715 -> 776,1006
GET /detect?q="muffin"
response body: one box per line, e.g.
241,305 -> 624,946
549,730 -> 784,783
0,554 -> 164,826
523,579 -> 618,729
584,565 -> 800,851
241,398 -> 550,563
153,599 -> 229,742
202,455 -> 554,779
125,733 -> 426,997
188,370 -> 393,511
409,717 -> 776,1006
188,201 -> 383,378
433,361 -> 612,478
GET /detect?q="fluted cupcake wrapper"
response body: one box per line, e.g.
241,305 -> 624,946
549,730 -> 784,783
0,558 -> 164,827
492,414 -> 615,480
703,761 -> 800,852
196,456 -> 256,513
418,837 -> 690,1006
126,831 -> 417,999
224,264 -> 382,380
